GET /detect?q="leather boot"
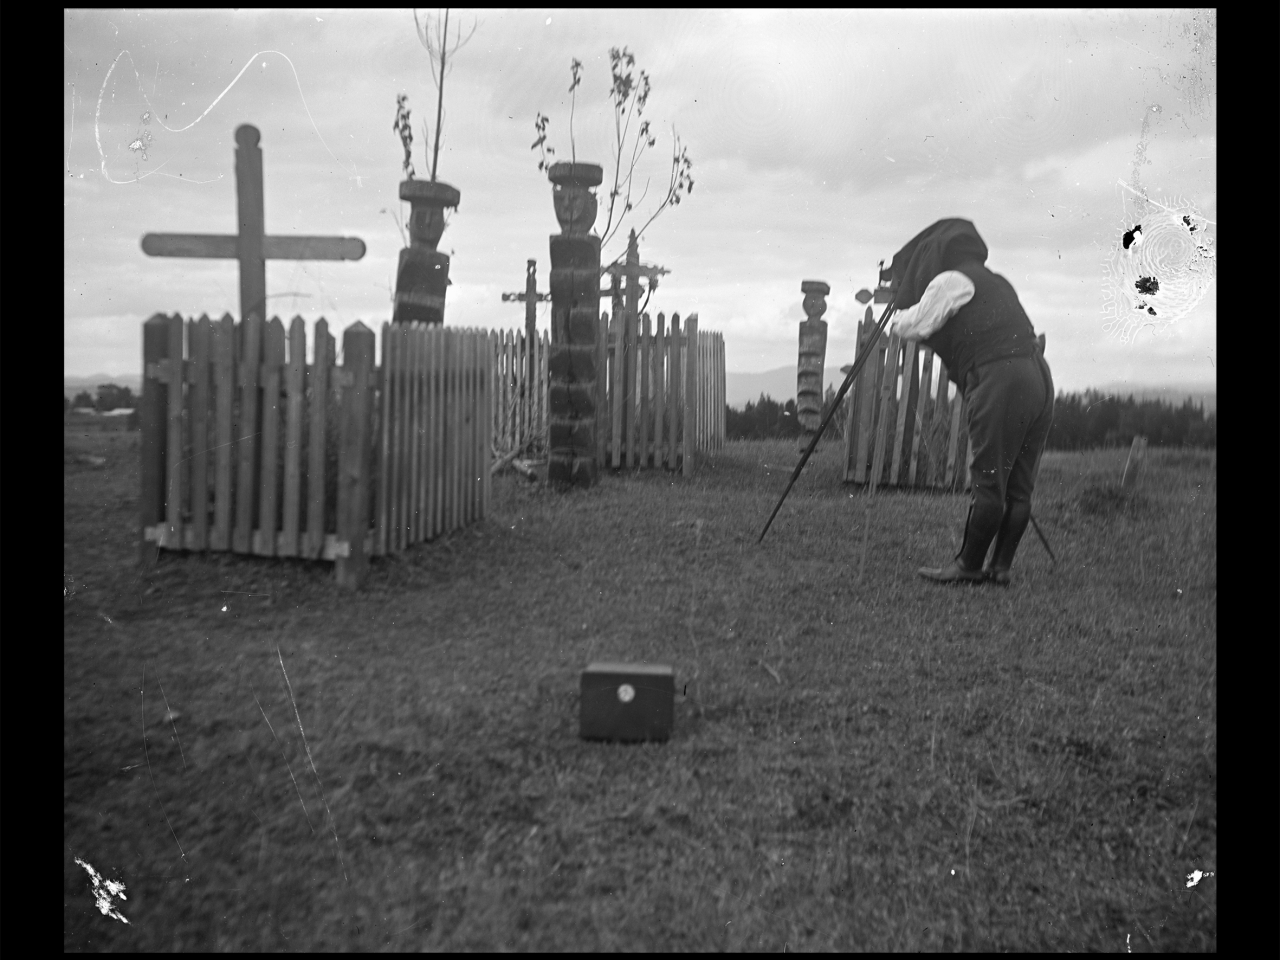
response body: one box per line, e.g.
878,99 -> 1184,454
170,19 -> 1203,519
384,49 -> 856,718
984,498 -> 1031,586
918,504 -> 998,585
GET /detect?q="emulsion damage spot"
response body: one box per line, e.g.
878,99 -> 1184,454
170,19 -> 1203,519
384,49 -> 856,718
1134,276 -> 1159,296
1122,225 -> 1143,249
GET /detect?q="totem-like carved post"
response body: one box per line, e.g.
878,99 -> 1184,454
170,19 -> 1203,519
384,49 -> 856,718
547,161 -> 604,487
797,279 -> 830,443
393,179 -> 460,325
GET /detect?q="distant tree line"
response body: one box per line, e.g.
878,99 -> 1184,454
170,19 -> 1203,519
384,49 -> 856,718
1045,390 -> 1214,449
725,394 -> 803,440
67,384 -> 136,412
725,388 -> 1215,448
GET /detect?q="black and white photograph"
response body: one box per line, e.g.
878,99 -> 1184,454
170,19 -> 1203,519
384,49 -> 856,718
64,8 -> 1215,950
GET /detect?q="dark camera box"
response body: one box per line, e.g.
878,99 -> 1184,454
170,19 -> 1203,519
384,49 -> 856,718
579,662 -> 674,742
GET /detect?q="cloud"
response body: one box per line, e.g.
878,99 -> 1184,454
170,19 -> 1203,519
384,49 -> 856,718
64,9 -> 1215,391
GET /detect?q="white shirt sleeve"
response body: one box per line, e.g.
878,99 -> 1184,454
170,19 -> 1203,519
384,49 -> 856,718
888,271 -> 976,341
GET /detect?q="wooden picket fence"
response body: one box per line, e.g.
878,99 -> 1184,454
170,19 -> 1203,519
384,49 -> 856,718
599,310 -> 725,474
140,313 -> 492,587
842,319 -> 973,493
491,327 -> 551,456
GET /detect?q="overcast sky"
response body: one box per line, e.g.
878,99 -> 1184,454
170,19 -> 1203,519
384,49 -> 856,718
64,8 -> 1216,392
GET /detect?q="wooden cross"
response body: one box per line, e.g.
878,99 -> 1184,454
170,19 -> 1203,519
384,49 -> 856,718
501,259 -> 551,388
141,124 -> 366,325
604,229 -> 670,317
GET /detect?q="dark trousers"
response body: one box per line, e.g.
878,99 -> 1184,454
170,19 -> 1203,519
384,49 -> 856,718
956,352 -> 1054,572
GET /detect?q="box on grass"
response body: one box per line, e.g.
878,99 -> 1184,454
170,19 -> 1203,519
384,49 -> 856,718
579,662 -> 675,742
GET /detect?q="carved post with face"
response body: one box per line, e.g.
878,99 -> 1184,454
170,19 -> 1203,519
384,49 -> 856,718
546,161 -> 604,487
797,280 -> 830,443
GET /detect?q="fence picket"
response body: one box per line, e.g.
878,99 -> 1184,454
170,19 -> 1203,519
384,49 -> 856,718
212,313 -> 236,550
483,330 -> 493,516
853,328 -> 878,484
640,313 -> 652,467
444,331 -> 454,532
335,322 -> 374,589
869,333 -> 900,492
463,330 -> 474,524
627,308 -> 640,468
434,325 -> 445,538
653,313 -> 666,468
305,320 -> 330,558
609,312 -> 623,468
926,363 -> 949,488
254,318 -> 285,556
190,315 -> 211,551
907,348 -> 932,487
416,326 -> 428,540
683,314 -> 698,477
165,313 -> 186,550
889,340 -> 917,486
279,316 -> 305,556
668,314 -> 682,470
945,381 -> 965,489
234,314 -> 263,553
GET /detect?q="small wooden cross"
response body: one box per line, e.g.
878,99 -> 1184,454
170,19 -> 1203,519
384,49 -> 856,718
141,125 -> 366,324
502,259 -> 551,387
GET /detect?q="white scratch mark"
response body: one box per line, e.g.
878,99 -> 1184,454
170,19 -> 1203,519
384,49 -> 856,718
156,677 -> 187,771
277,646 -> 348,882
254,695 -> 315,833
1185,869 -> 1214,887
93,49 -> 358,185
141,665 -> 189,874
75,858 -> 130,923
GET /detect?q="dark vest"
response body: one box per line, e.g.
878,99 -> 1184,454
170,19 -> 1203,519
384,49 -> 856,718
922,263 -> 1037,394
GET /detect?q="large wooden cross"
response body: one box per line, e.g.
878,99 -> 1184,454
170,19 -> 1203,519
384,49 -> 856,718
501,259 -> 551,389
141,124 -> 365,324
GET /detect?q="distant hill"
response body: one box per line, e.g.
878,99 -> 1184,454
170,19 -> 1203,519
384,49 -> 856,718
726,366 -> 1215,414
726,367 -> 800,408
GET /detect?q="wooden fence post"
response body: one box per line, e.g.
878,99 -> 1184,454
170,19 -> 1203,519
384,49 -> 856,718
139,314 -> 170,565
336,322 -> 375,589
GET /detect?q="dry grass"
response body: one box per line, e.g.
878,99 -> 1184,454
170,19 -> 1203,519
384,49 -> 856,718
64,430 -> 1215,951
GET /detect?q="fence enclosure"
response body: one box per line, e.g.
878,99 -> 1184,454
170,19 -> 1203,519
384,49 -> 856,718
599,310 -> 725,474
140,313 -> 492,587
489,312 -> 726,475
842,319 -> 973,493
491,327 -> 550,457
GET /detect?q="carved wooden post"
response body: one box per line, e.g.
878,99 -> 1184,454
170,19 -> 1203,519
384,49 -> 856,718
797,280 -> 830,445
394,180 -> 460,325
547,161 -> 603,487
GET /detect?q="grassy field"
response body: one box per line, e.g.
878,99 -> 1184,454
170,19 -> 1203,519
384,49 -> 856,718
64,428 -> 1216,951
